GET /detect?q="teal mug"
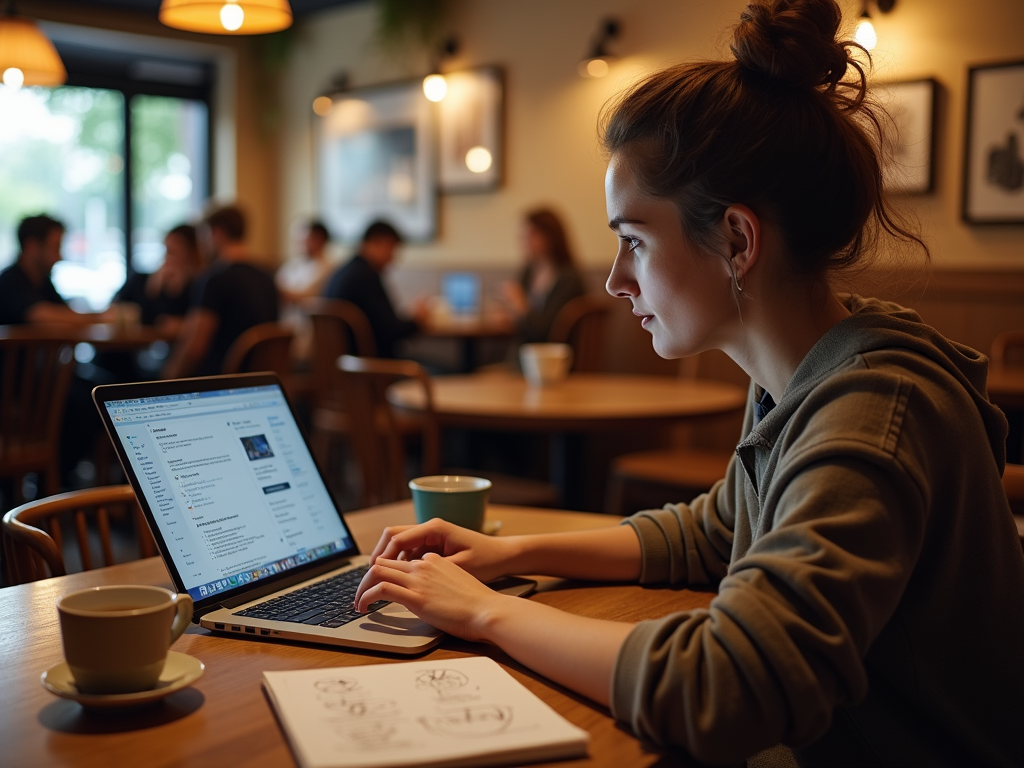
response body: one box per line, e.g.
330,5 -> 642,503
409,475 -> 492,532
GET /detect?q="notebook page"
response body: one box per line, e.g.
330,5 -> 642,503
262,656 -> 589,768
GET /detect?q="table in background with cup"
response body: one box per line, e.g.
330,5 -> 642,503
520,342 -> 573,386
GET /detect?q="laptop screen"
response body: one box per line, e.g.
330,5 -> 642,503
101,382 -> 355,602
441,271 -> 481,316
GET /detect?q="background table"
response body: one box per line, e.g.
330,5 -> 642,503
389,372 -> 746,509
419,317 -> 516,372
0,502 -> 714,768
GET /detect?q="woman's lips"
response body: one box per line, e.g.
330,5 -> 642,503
633,309 -> 653,328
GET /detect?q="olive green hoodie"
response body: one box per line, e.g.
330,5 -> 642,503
612,296 -> 1024,767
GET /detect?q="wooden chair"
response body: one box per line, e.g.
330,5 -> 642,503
1003,463 -> 1024,551
0,328 -> 76,506
605,354 -> 745,515
338,355 -> 560,509
221,322 -> 294,377
1,485 -> 156,585
303,299 -> 377,468
548,295 -> 610,373
991,331 -> 1024,369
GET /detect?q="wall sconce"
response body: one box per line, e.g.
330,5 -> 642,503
855,0 -> 896,52
0,7 -> 66,89
422,37 -> 458,102
578,18 -> 620,78
159,0 -> 292,35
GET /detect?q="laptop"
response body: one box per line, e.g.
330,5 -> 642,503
440,271 -> 481,317
93,373 -> 532,655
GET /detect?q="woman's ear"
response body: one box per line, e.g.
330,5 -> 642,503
722,205 -> 760,282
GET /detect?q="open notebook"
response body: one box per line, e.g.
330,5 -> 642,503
262,656 -> 589,768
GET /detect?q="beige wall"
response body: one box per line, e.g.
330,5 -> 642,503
279,0 -> 1024,271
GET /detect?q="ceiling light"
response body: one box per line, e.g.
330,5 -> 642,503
579,18 -> 620,79
0,15 -> 67,87
311,95 -> 332,116
159,0 -> 292,35
854,0 -> 896,53
465,146 -> 492,174
423,73 -> 447,102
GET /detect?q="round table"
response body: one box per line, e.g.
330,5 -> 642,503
387,370 -> 747,431
388,371 -> 747,509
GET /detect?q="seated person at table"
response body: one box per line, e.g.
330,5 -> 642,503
163,205 -> 278,378
0,214 -> 114,326
115,224 -> 203,335
323,220 -> 424,358
500,207 -> 586,346
277,219 -> 334,305
354,2 -> 1024,766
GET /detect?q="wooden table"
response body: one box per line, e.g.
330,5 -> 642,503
420,317 -> 516,372
389,372 -> 746,508
388,371 -> 747,433
0,502 -> 714,768
0,323 -> 174,352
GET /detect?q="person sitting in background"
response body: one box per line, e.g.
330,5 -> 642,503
163,205 -> 278,378
276,219 -> 334,305
0,214 -> 115,326
322,220 -> 424,358
500,207 -> 586,345
115,224 -> 203,336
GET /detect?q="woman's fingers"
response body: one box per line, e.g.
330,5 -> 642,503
374,519 -> 458,563
367,525 -> 417,563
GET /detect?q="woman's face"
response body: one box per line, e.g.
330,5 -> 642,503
604,154 -> 736,359
164,234 -> 191,270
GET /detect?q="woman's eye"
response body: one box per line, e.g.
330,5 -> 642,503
622,237 -> 641,252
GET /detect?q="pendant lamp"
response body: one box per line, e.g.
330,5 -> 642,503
159,0 -> 292,35
0,15 -> 67,88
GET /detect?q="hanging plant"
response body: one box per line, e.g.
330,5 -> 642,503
373,0 -> 449,57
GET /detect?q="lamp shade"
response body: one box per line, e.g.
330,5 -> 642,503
159,0 -> 293,35
0,16 -> 67,87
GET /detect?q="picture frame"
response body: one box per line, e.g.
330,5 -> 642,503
874,78 -> 938,195
437,66 -> 504,193
962,60 -> 1024,225
315,78 -> 437,242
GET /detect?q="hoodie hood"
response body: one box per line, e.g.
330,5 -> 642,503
763,294 -> 1007,469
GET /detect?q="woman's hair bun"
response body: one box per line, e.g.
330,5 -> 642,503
731,0 -> 851,90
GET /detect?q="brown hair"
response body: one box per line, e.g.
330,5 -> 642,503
165,224 -> 203,270
204,205 -> 247,242
601,0 -> 926,277
524,207 -> 575,267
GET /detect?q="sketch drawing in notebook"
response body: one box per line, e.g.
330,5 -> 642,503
262,656 -> 589,768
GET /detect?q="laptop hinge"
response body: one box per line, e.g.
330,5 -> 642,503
193,557 -> 352,619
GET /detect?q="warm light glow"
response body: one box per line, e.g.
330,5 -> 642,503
423,74 -> 447,102
159,0 -> 292,35
312,95 -> 332,116
220,1 -> 244,30
465,146 -> 493,174
2,67 -> 24,89
0,17 -> 66,86
587,58 -> 609,77
855,17 -> 877,51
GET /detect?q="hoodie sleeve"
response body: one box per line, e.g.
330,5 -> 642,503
611,449 -> 925,766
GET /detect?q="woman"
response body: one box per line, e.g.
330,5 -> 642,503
116,223 -> 202,335
501,207 -> 586,344
354,1 -> 1024,765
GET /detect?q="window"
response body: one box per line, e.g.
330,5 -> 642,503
0,42 -> 211,310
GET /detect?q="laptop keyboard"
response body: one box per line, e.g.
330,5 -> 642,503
233,565 -> 388,629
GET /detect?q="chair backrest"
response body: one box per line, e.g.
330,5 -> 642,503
221,322 -> 294,376
304,299 -> 377,410
337,355 -> 439,508
991,331 -> 1024,369
548,296 -> 610,373
0,328 -> 76,488
1,485 -> 155,584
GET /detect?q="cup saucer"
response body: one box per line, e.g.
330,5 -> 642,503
483,519 -> 502,536
40,650 -> 204,710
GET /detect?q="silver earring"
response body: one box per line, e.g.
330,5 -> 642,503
731,266 -> 743,294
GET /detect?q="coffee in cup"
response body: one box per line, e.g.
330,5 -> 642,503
520,343 -> 573,386
57,585 -> 193,694
409,475 -> 492,532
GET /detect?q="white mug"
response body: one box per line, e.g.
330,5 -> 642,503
520,343 -> 573,386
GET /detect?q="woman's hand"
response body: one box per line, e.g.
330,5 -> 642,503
354,553 -> 510,641
365,518 -> 518,584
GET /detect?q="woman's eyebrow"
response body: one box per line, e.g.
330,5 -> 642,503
608,216 -> 643,230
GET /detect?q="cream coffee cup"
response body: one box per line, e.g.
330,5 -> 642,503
520,343 -> 573,386
57,585 -> 193,694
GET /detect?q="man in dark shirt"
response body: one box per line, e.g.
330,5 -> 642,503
0,214 -> 114,326
323,220 -> 423,358
163,206 -> 278,378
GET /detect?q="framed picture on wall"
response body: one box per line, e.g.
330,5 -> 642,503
315,79 -> 437,242
874,78 -> 938,195
438,66 -> 504,193
962,60 -> 1024,224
